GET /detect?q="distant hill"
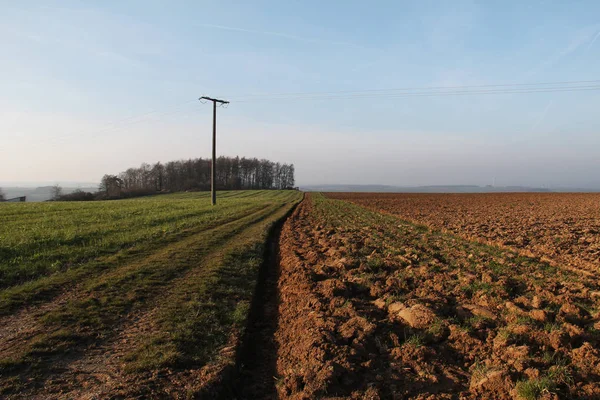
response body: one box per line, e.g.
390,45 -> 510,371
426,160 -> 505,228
1,186 -> 98,202
300,184 -> 555,193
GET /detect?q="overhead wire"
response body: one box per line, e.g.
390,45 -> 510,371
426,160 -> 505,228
3,78 -> 600,154
232,86 -> 600,102
228,80 -> 600,102
227,79 -> 600,100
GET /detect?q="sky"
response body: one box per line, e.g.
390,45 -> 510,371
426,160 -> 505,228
1,0 -> 600,188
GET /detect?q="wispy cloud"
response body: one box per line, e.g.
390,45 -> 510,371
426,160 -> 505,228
587,29 -> 600,51
525,24 -> 600,78
195,23 -> 368,49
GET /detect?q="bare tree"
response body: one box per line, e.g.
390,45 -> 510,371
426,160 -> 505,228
50,184 -> 63,200
101,156 -> 295,195
99,175 -> 123,197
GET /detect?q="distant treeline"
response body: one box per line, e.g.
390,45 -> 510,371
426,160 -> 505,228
95,156 -> 295,199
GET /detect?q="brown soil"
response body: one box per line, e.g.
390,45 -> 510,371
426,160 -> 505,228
326,193 -> 600,274
270,194 -> 600,399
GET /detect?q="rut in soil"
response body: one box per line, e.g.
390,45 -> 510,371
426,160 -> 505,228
224,198 -> 302,399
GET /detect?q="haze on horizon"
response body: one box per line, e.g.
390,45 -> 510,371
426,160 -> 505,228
1,1 -> 600,189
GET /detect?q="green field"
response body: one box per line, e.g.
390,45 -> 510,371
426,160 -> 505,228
0,190 -> 301,397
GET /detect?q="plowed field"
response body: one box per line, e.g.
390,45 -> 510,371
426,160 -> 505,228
326,193 -> 600,274
2,191 -> 599,399
272,194 -> 600,399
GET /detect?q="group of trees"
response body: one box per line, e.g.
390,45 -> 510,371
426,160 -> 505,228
99,156 -> 295,199
5,156 -> 295,203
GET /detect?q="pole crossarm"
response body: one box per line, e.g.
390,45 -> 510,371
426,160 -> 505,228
199,96 -> 230,104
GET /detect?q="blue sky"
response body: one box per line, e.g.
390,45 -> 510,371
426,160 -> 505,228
1,0 -> 600,187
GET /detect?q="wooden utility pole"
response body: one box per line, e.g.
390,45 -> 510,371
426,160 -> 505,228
199,96 -> 229,205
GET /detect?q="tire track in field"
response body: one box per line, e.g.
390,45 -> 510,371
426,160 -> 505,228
0,205 -> 278,390
0,290 -> 77,355
33,203 -> 290,399
0,203 -> 271,317
3,203 -> 289,399
0,204 -> 269,339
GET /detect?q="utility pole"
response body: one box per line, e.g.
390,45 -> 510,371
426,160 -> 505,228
199,96 -> 229,205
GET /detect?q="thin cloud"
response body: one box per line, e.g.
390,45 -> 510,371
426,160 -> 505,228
195,23 -> 368,49
587,29 -> 600,50
524,24 -> 600,79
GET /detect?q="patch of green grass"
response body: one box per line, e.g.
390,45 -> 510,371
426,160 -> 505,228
471,360 -> 493,382
404,333 -> 425,347
544,322 -> 561,333
365,256 -> 386,272
516,315 -> 539,327
541,351 -> 556,364
460,281 -> 493,297
544,302 -> 562,313
488,261 -> 505,275
515,377 -> 555,399
468,314 -> 493,327
429,264 -> 442,273
547,363 -> 573,387
496,327 -> 512,341
426,318 -> 447,338
516,358 -> 572,400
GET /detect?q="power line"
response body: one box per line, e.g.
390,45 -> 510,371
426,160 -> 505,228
4,78 -> 600,156
231,85 -> 600,102
228,79 -> 600,101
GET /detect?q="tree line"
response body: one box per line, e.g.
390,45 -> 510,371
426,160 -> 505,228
98,156 -> 295,198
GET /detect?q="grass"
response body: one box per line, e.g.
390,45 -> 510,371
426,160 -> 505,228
426,318 -> 447,338
0,191 -> 291,286
460,281 -> 494,297
471,361 -> 493,383
0,190 -> 301,386
404,333 -> 425,347
364,256 -> 386,272
515,315 -> 538,326
515,364 -> 572,400
0,191 -> 295,314
515,376 -> 555,399
124,205 -> 292,370
496,327 -> 512,341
